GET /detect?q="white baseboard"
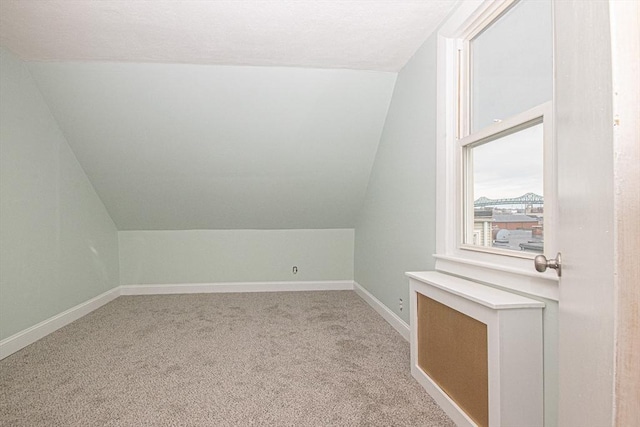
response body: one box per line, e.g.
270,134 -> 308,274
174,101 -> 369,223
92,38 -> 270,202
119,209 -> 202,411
1,280 -> 409,360
0,287 -> 121,360
120,280 -> 354,295
353,281 -> 410,341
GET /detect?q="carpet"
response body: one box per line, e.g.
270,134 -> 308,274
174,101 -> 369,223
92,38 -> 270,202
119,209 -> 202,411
0,291 -> 453,426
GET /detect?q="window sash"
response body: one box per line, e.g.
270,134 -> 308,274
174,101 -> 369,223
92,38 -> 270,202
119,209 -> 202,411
459,103 -> 552,259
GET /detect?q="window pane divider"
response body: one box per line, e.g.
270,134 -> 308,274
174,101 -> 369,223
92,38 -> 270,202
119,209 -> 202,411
458,102 -> 550,148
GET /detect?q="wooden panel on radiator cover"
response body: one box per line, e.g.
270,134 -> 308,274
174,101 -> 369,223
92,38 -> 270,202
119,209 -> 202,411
417,293 -> 488,427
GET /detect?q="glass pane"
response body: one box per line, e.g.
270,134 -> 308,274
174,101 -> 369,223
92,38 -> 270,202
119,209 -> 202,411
467,122 -> 544,253
470,0 -> 552,132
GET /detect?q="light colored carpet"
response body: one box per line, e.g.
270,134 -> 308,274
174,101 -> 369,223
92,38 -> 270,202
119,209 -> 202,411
0,291 -> 454,426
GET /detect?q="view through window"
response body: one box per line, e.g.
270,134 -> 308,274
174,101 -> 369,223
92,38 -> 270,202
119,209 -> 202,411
468,121 -> 544,253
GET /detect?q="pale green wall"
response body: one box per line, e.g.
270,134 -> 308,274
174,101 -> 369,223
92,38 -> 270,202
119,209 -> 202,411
354,34 -> 438,324
119,229 -> 353,285
0,48 -> 120,340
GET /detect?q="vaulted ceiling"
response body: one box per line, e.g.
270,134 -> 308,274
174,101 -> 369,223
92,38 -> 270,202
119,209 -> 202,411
1,0 -> 456,230
28,62 -> 396,229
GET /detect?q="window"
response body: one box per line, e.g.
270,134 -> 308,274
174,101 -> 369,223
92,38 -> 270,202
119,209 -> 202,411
460,0 -> 552,256
434,0 -> 557,298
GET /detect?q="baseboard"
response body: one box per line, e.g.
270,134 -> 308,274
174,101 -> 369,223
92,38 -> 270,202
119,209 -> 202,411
353,281 -> 410,341
120,280 -> 354,295
0,287 -> 121,360
1,280 -> 407,360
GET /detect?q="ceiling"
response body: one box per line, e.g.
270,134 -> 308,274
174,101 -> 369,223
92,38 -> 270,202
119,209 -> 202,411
1,1 -> 456,230
28,61 -> 396,229
0,0 -> 456,71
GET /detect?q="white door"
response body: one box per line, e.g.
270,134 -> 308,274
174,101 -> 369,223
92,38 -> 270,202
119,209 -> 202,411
434,1 -> 638,424
554,1 -> 639,425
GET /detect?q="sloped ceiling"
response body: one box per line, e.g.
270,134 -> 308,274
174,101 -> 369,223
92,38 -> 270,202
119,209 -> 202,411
1,1 -> 456,230
29,62 -> 396,229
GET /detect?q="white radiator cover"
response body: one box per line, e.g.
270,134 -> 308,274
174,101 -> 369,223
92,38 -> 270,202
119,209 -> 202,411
407,271 -> 544,427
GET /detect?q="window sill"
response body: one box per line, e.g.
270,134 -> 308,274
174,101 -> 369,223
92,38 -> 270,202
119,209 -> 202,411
433,254 -> 559,301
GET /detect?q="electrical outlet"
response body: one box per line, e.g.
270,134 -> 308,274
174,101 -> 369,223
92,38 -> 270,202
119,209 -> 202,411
292,266 -> 298,274
399,298 -> 403,311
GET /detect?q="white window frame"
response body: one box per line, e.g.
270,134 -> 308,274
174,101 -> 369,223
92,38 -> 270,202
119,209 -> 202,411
434,0 -> 559,300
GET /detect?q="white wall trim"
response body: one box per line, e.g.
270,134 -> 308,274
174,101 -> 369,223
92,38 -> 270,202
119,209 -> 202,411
353,281 -> 410,342
2,280 -> 414,360
0,287 -> 121,360
119,280 -> 354,295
